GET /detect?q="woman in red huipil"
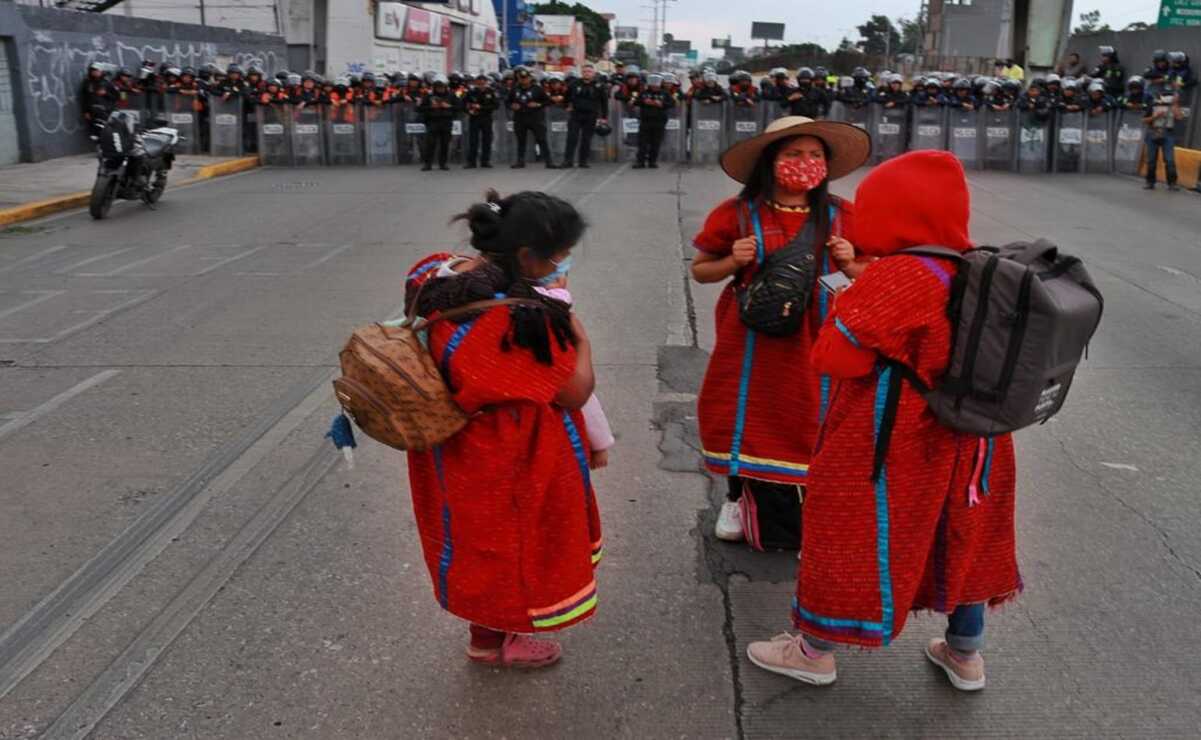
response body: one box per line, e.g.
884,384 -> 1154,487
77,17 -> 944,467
690,117 -> 871,546
747,151 -> 1021,692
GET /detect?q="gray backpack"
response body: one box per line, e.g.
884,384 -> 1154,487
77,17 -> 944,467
871,241 -> 1103,479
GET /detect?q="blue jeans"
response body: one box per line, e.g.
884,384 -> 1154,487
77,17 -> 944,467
1145,131 -> 1178,185
805,603 -> 986,653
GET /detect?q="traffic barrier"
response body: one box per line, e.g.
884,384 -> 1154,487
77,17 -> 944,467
255,105 -> 291,166
1017,110 -> 1052,173
870,105 -> 908,163
362,104 -> 397,166
947,108 -> 981,170
292,105 -> 325,166
1112,108 -> 1144,176
547,105 -> 570,164
326,105 -> 364,166
910,105 -> 947,151
728,102 -> 761,149
209,96 -> 242,157
1083,110 -> 1113,174
1053,110 -> 1085,173
690,100 -> 724,164
166,93 -> 200,155
981,108 -> 1016,171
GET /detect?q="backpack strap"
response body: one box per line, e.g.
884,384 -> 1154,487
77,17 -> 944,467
413,297 -> 546,330
870,363 -> 905,483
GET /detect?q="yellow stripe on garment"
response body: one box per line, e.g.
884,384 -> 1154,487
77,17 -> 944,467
529,580 -> 597,617
591,547 -> 604,565
531,594 -> 598,629
702,450 -> 810,472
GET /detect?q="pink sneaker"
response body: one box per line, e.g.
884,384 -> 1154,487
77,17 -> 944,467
746,633 -> 836,685
925,639 -> 986,691
467,633 -> 562,669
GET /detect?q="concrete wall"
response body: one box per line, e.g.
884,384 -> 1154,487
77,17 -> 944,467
940,0 -> 1010,60
1065,28 -> 1201,76
0,4 -> 287,162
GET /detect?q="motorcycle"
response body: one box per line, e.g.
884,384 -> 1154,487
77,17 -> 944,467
89,110 -> 181,220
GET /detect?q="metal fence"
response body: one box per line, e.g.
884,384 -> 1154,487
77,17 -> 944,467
231,98 -> 1195,176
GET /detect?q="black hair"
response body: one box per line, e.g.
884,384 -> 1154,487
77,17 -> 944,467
449,189 -> 586,364
738,136 -> 834,245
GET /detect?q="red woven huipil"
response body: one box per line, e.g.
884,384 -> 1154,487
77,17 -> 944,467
793,152 -> 1021,647
693,197 -> 855,485
403,254 -> 602,633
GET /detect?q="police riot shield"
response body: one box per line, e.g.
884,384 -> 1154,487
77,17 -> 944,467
165,93 -> 199,154
396,103 -> 421,165
661,103 -> 685,163
947,108 -> 980,169
255,104 -> 292,166
1112,108 -> 1144,176
115,91 -> 146,128
827,100 -> 847,122
1083,110 -> 1113,174
690,100 -> 725,164
209,96 -> 242,157
590,113 -> 615,163
361,103 -> 397,166
618,101 -> 640,162
448,115 -> 465,164
144,90 -> 165,128
1178,87 -> 1196,148
1053,110 -> 1085,173
870,105 -> 908,163
727,102 -> 761,149
842,103 -> 871,133
291,104 -> 325,166
1017,110 -> 1051,173
492,109 -> 512,165
325,104 -> 364,166
981,108 -> 1016,171
909,105 -> 947,151
547,105 -> 570,164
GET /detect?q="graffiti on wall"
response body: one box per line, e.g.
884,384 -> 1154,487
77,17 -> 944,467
25,30 -> 280,134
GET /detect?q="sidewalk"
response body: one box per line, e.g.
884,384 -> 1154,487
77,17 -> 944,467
0,153 -> 258,226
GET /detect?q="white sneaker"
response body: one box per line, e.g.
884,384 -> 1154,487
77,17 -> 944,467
715,501 -> 744,541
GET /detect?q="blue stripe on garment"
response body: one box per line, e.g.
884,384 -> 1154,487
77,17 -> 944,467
433,445 -> 453,609
982,437 -> 996,495
834,317 -> 861,348
704,455 -> 808,479
793,597 -> 886,633
872,366 -> 896,646
407,260 -> 441,283
728,329 -> 757,477
818,250 -> 833,425
561,410 -> 593,500
438,319 -> 477,390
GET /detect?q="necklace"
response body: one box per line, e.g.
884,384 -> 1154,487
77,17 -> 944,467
769,201 -> 810,213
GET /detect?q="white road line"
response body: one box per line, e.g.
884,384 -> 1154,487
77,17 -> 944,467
0,290 -> 159,344
0,245 -> 69,274
0,370 -> 120,442
0,290 -> 66,322
236,243 -> 356,277
575,163 -> 631,207
299,242 -> 355,270
54,247 -> 138,275
76,245 -> 191,277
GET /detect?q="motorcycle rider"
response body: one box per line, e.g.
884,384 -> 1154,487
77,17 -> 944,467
419,73 -> 458,171
784,68 -> 827,117
508,66 -> 557,169
464,72 -> 498,169
1091,46 -> 1125,99
633,73 -> 674,169
564,62 -> 608,168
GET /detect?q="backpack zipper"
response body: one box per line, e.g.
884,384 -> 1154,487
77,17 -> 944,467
351,334 -> 434,402
335,376 -> 392,419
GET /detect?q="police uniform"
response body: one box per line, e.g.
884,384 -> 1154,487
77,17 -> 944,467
509,80 -> 556,168
564,75 -> 608,166
464,84 -> 498,168
634,86 -> 674,168
420,84 -> 460,170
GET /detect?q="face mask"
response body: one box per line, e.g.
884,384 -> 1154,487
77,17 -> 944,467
535,254 -> 573,286
774,156 -> 828,194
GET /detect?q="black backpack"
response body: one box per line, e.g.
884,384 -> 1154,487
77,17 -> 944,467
734,201 -> 828,337
871,241 -> 1104,479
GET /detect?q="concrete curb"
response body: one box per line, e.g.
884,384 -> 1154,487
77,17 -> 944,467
0,155 -> 259,228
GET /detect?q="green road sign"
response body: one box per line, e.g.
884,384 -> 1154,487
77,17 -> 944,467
1159,0 -> 1201,27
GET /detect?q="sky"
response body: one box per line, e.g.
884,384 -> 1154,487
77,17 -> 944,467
595,0 -> 1164,59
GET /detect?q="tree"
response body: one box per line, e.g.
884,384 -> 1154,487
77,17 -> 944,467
616,41 -> 649,69
856,15 -> 901,59
528,1 -> 613,59
898,14 -> 925,56
1122,21 -> 1151,31
1073,10 -> 1111,34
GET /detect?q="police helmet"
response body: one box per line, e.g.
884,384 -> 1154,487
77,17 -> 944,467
335,75 -> 351,87
703,71 -> 718,83
87,61 -> 107,74
1126,75 -> 1145,89
361,71 -> 376,83
433,73 -> 449,86
852,66 -> 870,80
731,70 -> 751,84
924,76 -> 940,89
663,73 -> 680,86
348,75 -> 361,87
797,67 -> 815,81
546,71 -> 564,82
448,71 -> 463,84
287,73 -> 302,87
647,74 -> 664,86
1152,49 -> 1168,63
247,65 -> 263,77
180,66 -> 195,78
203,63 -> 221,76
888,73 -> 904,86
953,78 -> 971,91
1001,78 -> 1023,94
1044,73 -> 1061,85
815,66 -> 829,78
1098,46 -> 1115,58
594,120 -> 612,137
226,63 -> 243,76
1168,51 -> 1187,64
502,69 -> 514,80
565,69 -> 578,80
116,67 -> 132,79
982,81 -> 1000,96
265,78 -> 281,89
513,65 -> 531,78
1028,75 -> 1045,89
423,70 -> 438,83
688,68 -> 702,79
1061,78 -> 1079,92
624,65 -> 641,77
1087,81 -> 1105,95
474,72 -> 489,82
771,67 -> 787,79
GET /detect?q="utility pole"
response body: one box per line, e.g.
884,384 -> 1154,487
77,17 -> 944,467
199,0 -> 207,26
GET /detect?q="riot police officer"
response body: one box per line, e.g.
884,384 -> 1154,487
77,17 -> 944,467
1091,46 -> 1125,99
874,73 -> 909,109
419,74 -> 459,171
947,78 -> 978,110
464,73 -> 498,168
838,67 -> 873,108
693,71 -> 727,103
728,71 -> 757,108
508,66 -> 557,168
80,62 -> 117,137
633,74 -> 674,169
564,63 -> 607,168
783,68 -> 826,117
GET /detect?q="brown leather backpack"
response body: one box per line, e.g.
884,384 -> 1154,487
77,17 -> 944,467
333,296 -> 539,452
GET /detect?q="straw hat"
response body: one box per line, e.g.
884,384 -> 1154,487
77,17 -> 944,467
719,116 -> 872,183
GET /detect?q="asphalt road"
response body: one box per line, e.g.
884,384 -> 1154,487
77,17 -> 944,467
0,162 -> 1198,739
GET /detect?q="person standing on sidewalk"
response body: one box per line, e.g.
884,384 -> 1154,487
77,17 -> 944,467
1143,71 -> 1184,191
690,117 -> 869,547
745,151 -> 1021,692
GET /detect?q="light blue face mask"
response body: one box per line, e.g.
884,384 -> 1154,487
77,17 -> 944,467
535,254 -> 573,286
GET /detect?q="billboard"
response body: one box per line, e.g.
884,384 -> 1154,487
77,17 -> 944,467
535,14 -> 575,36
712,37 -> 730,49
377,2 -> 407,40
614,25 -> 639,41
750,22 -> 785,40
666,39 -> 691,54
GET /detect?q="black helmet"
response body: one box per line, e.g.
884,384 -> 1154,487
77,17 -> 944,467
594,120 -> 612,137
276,70 -> 290,82
448,71 -> 463,84
1152,49 -> 1168,63
247,65 -> 263,77
348,74 -> 361,86
180,66 -> 195,78
227,63 -> 243,76
514,65 -> 531,78
953,78 -> 972,91
116,67 -> 132,79
1028,75 -> 1045,89
361,71 -> 376,83
1001,78 -> 1022,94
730,70 -> 751,84
814,66 -> 829,79
797,67 -> 815,81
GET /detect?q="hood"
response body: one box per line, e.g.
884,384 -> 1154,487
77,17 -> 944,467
850,150 -> 973,257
